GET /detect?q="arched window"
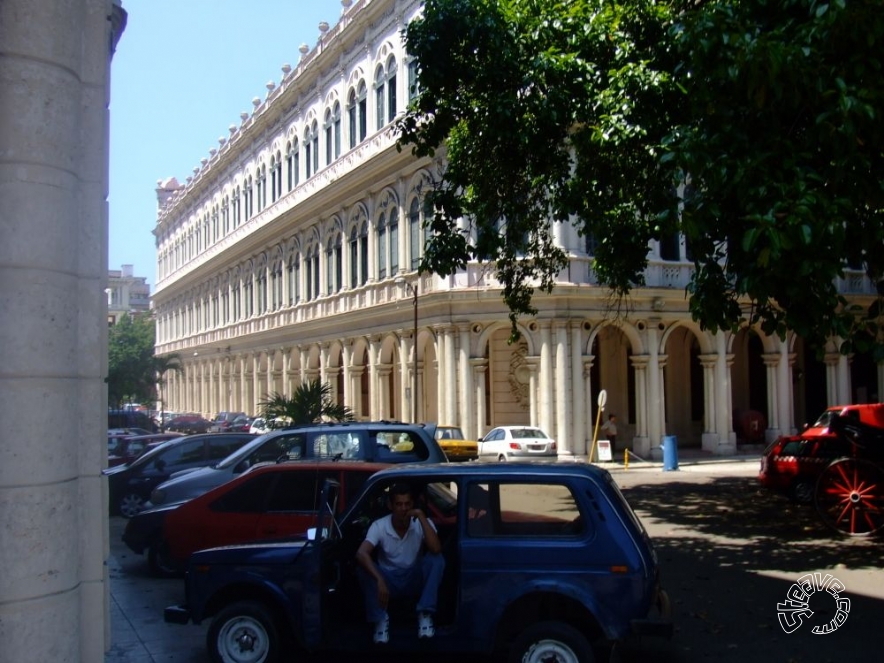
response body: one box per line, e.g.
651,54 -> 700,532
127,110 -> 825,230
270,257 -> 283,310
359,221 -> 369,284
325,109 -> 334,165
326,231 -> 342,295
256,167 -> 266,212
350,225 -> 360,289
288,251 -> 300,305
409,198 -> 422,270
222,196 -> 229,235
357,82 -> 367,142
271,152 -> 282,202
348,88 -> 358,149
286,142 -> 294,191
311,120 -> 319,174
233,186 -> 241,227
386,55 -> 397,123
407,58 -> 419,101
375,64 -> 386,131
332,102 -> 341,159
245,176 -> 254,218
304,126 -> 314,178
377,210 -> 387,280
389,205 -> 399,274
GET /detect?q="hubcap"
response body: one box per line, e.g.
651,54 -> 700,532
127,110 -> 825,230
522,638 -> 579,663
218,616 -> 269,663
119,494 -> 144,518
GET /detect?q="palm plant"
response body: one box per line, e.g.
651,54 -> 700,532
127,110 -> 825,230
153,353 -> 183,430
259,379 -> 354,425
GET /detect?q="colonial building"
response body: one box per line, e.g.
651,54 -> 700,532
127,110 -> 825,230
153,0 -> 880,460
107,263 -> 151,325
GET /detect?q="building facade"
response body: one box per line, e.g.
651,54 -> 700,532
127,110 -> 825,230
153,0 -> 881,460
107,263 -> 151,325
0,1 -> 126,660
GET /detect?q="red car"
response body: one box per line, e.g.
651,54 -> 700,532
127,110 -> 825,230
758,403 -> 884,502
123,461 -> 389,575
107,433 -> 184,467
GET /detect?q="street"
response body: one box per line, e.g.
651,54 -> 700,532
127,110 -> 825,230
106,462 -> 882,662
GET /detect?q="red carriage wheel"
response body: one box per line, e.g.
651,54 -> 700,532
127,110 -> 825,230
815,458 -> 884,536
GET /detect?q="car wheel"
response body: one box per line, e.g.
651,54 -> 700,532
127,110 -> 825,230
118,493 -> 145,519
509,621 -> 594,663
498,454 -> 507,462
791,480 -> 814,504
148,539 -> 179,578
208,600 -> 279,663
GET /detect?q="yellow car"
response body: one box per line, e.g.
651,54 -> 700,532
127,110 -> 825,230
433,425 -> 479,462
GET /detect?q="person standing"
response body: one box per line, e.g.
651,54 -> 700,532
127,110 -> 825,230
601,414 -> 618,451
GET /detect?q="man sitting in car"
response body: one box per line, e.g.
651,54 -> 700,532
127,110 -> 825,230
355,483 -> 444,644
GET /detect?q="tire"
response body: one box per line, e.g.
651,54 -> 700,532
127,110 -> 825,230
508,621 -> 594,663
119,493 -> 145,519
147,539 -> 179,578
791,480 -> 814,504
815,458 -> 884,536
498,454 -> 507,462
208,600 -> 279,663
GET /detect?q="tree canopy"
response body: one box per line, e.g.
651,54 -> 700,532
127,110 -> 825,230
107,313 -> 181,408
398,0 -> 884,354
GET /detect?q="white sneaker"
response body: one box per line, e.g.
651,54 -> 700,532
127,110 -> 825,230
373,613 -> 390,644
417,611 -> 435,638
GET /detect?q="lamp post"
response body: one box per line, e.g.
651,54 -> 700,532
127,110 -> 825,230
395,277 -> 419,422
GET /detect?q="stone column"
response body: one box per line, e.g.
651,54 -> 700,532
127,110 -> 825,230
762,352 -> 780,436
569,322 -> 586,460
443,326 -> 456,424
458,324 -> 474,434
630,356 -> 650,456
554,322 -> 571,456
582,356 -> 596,458
471,358 -> 488,438
539,322 -> 553,435
0,2 -> 125,661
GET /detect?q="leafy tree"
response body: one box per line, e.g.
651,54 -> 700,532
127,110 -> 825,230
259,380 -> 354,425
107,313 -> 157,408
398,0 -> 884,354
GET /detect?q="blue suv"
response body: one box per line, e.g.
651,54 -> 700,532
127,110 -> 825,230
165,463 -> 671,662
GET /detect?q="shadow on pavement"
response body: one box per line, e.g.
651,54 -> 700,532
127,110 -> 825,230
620,476 -> 881,663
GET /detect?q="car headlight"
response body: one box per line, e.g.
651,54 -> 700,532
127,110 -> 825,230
151,488 -> 166,504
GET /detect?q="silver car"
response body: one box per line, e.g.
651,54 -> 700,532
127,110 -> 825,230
478,425 -> 557,461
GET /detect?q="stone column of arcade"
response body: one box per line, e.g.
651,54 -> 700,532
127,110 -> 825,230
0,1 -> 126,661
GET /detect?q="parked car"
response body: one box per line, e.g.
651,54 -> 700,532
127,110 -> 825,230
478,425 -> 557,461
148,421 -> 448,508
102,432 -> 256,517
759,403 -> 884,502
429,423 -> 479,461
165,462 -> 672,662
108,409 -> 158,433
107,432 -> 183,468
123,460 -> 388,576
249,416 -> 291,434
166,413 -> 212,434
208,411 -> 247,433
228,414 -> 253,432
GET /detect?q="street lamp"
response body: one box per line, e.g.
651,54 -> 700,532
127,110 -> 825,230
395,276 -> 419,422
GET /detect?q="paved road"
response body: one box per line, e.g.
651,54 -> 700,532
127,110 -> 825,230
107,462 -> 882,662
614,463 -> 881,662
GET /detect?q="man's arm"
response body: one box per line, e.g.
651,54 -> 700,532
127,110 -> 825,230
410,509 -> 442,554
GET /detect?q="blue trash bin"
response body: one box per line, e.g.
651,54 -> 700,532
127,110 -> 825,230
662,435 -> 679,471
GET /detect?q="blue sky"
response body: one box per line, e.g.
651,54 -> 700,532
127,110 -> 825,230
109,0 -> 345,288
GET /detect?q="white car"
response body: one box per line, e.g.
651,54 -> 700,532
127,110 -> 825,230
478,425 -> 557,461
248,416 -> 291,435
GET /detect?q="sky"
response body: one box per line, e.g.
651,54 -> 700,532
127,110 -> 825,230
109,0 -> 346,289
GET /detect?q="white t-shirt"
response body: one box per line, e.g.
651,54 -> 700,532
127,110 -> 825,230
365,514 -> 437,572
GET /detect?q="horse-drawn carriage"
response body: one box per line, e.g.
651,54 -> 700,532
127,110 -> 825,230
813,414 -> 884,536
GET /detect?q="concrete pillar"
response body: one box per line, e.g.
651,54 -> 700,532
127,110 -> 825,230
0,1 -> 125,660
458,324 -> 473,433
554,322 -> 570,456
